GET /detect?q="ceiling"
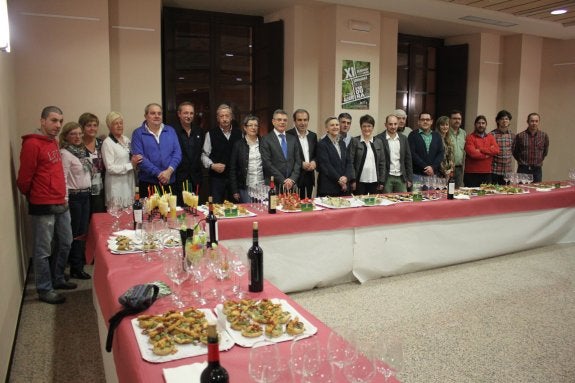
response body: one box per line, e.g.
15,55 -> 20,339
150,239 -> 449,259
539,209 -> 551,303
164,0 -> 575,39
437,0 -> 575,28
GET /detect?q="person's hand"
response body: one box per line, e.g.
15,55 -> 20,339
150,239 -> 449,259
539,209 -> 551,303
233,193 -> 241,202
423,166 -> 434,176
158,168 -> 173,184
283,178 -> 295,190
377,184 -> 384,191
131,154 -> 142,168
351,181 -> 356,191
211,163 -> 226,173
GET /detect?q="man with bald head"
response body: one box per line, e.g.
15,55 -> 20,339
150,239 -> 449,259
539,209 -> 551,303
377,114 -> 413,192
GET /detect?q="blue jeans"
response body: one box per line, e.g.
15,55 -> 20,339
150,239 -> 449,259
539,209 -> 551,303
31,210 -> 73,293
68,191 -> 91,272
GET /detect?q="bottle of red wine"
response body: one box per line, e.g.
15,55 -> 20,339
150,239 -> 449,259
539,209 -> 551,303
268,176 -> 277,214
447,174 -> 455,200
206,196 -> 218,247
200,322 -> 229,383
248,221 -> 263,292
133,191 -> 143,230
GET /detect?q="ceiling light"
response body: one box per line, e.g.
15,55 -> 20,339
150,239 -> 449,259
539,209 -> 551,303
460,15 -> 517,27
551,9 -> 567,15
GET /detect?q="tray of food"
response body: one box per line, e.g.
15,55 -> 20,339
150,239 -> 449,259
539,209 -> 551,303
382,193 -> 440,203
215,298 -> 318,347
313,196 -> 363,209
351,194 -> 396,206
197,202 -> 256,219
130,307 -> 234,363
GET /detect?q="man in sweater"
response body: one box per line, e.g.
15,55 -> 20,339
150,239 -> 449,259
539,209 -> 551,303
17,106 -> 77,304
464,115 -> 500,187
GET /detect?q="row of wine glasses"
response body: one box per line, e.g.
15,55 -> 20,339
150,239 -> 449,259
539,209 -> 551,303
248,329 -> 404,383
247,184 -> 270,212
503,172 -> 533,186
569,168 -> 575,185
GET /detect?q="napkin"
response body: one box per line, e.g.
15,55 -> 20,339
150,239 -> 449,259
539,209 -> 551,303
454,194 -> 470,200
535,188 -> 553,192
163,362 -> 207,383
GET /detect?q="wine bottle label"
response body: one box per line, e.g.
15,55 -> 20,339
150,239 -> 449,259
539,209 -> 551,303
269,195 -> 277,209
134,209 -> 143,223
448,183 -> 455,194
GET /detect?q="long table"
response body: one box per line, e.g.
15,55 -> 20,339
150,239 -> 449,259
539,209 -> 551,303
87,222 -> 359,383
88,186 -> 575,294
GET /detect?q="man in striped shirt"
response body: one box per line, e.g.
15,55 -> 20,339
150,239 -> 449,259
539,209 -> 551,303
512,113 -> 549,182
490,110 -> 515,185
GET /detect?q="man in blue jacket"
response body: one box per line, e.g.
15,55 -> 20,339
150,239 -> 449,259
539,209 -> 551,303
408,112 -> 444,180
131,103 -> 182,197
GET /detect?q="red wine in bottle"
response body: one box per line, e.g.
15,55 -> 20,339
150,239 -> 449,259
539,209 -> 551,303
248,221 -> 263,292
447,175 -> 455,200
133,191 -> 143,230
268,176 -> 277,214
206,196 -> 218,246
200,323 -> 229,383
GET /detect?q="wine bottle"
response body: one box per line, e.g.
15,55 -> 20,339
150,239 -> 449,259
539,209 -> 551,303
268,176 -> 277,214
206,196 -> 218,247
447,175 -> 455,200
200,322 -> 229,383
133,191 -> 143,230
248,221 -> 263,292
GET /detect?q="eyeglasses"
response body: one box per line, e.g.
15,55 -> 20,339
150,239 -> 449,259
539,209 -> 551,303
419,118 -> 432,122
68,132 -> 84,137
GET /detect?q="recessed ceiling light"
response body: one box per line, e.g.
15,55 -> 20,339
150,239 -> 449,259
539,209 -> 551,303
551,9 -> 567,15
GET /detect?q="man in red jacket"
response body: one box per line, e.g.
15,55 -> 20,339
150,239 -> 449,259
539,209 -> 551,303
464,115 -> 500,187
17,106 -> 77,304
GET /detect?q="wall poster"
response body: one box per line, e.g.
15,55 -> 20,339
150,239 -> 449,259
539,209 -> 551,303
341,60 -> 370,110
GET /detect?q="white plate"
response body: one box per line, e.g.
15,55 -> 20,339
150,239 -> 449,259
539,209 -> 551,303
215,298 -> 318,347
130,309 -> 235,363
197,206 -> 257,219
277,205 -> 324,213
313,197 -> 363,209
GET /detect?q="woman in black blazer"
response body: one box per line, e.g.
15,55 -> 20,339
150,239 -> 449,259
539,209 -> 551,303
348,114 -> 386,195
316,116 -> 352,197
229,116 -> 264,203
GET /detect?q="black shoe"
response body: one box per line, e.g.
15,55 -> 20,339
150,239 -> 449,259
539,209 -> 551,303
53,281 -> 78,290
70,270 -> 91,280
39,290 -> 66,304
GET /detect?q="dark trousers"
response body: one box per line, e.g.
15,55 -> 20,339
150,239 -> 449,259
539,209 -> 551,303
173,179 -> 200,206
491,174 -> 507,185
297,182 -> 315,200
464,173 -> 491,188
68,191 -> 90,273
209,176 -> 233,204
517,165 -> 542,183
356,182 -> 379,195
138,181 -> 175,198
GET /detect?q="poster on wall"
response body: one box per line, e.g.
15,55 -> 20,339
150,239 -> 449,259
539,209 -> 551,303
341,60 -> 370,110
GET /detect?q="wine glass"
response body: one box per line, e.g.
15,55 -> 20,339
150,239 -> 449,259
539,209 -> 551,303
327,327 -> 358,372
141,221 -> 158,262
249,341 -> 281,383
121,196 -> 134,229
107,198 -> 122,231
162,248 -> 188,308
343,349 -> 375,383
372,335 -> 404,382
209,246 -> 230,303
228,245 -> 248,298
503,173 -> 511,185
187,252 -> 210,306
569,168 -> 575,186
290,336 -> 322,380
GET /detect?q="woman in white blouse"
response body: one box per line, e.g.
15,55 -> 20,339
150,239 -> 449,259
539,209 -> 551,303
59,122 -> 92,279
101,112 -> 142,205
348,114 -> 386,195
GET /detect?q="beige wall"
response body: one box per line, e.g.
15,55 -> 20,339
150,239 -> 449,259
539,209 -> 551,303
0,50 -> 23,382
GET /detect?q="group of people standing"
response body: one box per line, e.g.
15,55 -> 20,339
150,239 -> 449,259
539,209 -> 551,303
17,103 -> 549,304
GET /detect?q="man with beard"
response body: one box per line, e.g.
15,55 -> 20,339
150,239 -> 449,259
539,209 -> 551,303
408,112 -> 444,180
286,109 -> 317,199
512,113 -> 549,183
464,115 -> 499,187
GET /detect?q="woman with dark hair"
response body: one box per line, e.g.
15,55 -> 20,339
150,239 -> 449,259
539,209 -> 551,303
229,115 -> 264,203
59,122 -> 92,280
316,116 -> 352,197
348,114 -> 386,194
464,115 -> 500,187
79,112 -> 106,213
436,115 -> 455,178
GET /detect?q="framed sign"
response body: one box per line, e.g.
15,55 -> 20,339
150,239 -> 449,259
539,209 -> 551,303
341,60 -> 370,109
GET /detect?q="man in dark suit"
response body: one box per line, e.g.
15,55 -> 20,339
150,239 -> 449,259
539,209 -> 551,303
286,109 -> 317,199
260,109 -> 301,191
317,117 -> 353,196
408,112 -> 444,180
174,101 -> 204,205
377,114 -> 413,192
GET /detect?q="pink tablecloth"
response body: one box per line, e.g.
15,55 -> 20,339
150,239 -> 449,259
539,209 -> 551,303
89,228 -> 385,382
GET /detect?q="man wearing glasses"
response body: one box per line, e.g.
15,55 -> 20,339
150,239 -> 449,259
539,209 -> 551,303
408,113 -> 445,180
